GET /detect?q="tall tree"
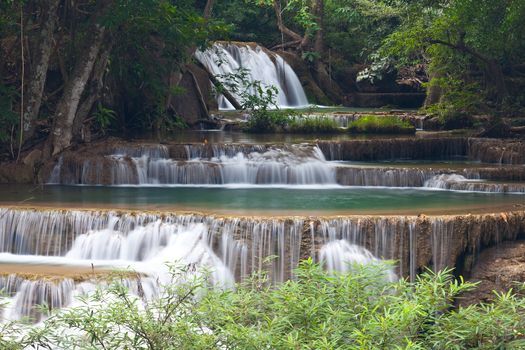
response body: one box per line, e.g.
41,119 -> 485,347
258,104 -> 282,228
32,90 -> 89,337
21,0 -> 60,144
381,0 -> 525,111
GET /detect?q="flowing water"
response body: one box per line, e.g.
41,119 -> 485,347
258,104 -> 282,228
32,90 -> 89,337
4,206 -> 514,322
195,42 -> 309,110
2,36 -> 525,343
46,142 -> 525,193
0,208 -> 404,321
3,133 -> 525,325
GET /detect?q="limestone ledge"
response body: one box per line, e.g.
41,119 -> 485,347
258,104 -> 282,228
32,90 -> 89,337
1,205 -> 524,282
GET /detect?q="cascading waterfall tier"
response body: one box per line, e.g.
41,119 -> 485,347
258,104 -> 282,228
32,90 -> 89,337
424,174 -> 525,193
195,42 -> 309,110
49,144 -> 337,185
1,206 -> 524,320
47,140 -> 525,192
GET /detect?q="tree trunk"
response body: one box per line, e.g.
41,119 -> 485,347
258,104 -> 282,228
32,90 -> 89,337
194,60 -> 242,109
273,0 -> 303,43
22,0 -> 60,144
485,59 -> 507,104
188,68 -> 209,117
312,0 -> 324,54
72,38 -> 113,142
424,70 -> 443,107
203,0 -> 215,19
48,25 -> 106,156
428,37 -> 508,105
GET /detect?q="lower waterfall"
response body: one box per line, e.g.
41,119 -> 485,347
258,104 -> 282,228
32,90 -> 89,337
1,207 -> 523,321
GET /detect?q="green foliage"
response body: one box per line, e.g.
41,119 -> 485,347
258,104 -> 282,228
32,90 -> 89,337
325,0 -> 401,63
356,54 -> 394,84
105,0 -> 228,134
6,261 -> 525,349
213,66 -> 284,132
348,115 -> 415,134
92,103 -> 117,135
212,0 -> 279,45
287,115 -> 341,133
245,109 -> 288,133
301,50 -> 320,64
380,0 -> 525,114
423,77 -> 481,127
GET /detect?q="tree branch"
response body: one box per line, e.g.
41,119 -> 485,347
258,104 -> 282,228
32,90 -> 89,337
426,38 -> 490,64
272,0 -> 303,42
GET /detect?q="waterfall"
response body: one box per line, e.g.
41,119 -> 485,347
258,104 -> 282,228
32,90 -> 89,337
195,42 -> 309,110
319,240 -> 397,282
47,143 -> 525,192
49,144 -> 338,186
1,207 -> 524,321
318,138 -> 469,162
424,174 -> 525,193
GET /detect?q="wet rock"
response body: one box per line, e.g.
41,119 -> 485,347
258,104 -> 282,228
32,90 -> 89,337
22,150 -> 43,168
0,163 -> 34,184
468,138 -> 525,164
318,137 -> 468,161
460,241 -> 525,306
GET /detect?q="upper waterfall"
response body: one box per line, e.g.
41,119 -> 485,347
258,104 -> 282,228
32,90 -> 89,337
195,42 -> 309,110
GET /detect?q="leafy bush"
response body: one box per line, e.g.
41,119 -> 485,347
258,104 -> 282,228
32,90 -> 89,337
244,109 -> 289,133
348,115 -> 415,134
5,260 -> 525,349
423,77 -> 480,129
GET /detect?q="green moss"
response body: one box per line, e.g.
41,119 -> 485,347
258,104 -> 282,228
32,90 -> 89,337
347,115 -> 415,134
287,115 -> 341,133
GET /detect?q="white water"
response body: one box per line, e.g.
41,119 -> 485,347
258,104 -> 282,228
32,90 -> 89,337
46,140 -> 524,192
195,42 -> 309,110
49,144 -> 338,185
320,240 -> 397,282
1,206 -> 520,324
0,208 -> 408,322
424,174 -> 525,193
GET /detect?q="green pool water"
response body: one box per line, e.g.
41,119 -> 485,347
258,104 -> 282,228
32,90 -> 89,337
1,185 -> 522,215
140,131 -> 414,144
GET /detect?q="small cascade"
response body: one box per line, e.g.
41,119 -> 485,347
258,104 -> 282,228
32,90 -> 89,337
112,144 -> 169,159
49,144 -> 337,186
424,174 -> 472,189
319,240 -> 397,281
468,138 -> 525,165
336,167 -> 441,187
183,144 -> 270,159
1,278 -> 75,322
318,138 -> 469,162
430,219 -> 453,272
424,174 -> 525,193
408,221 -> 417,282
195,42 -> 309,109
300,114 -> 355,128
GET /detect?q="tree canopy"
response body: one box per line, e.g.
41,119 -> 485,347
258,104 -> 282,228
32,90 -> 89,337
0,0 -> 524,159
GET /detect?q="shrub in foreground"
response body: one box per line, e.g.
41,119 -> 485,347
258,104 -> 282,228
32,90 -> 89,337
3,260 -> 525,349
